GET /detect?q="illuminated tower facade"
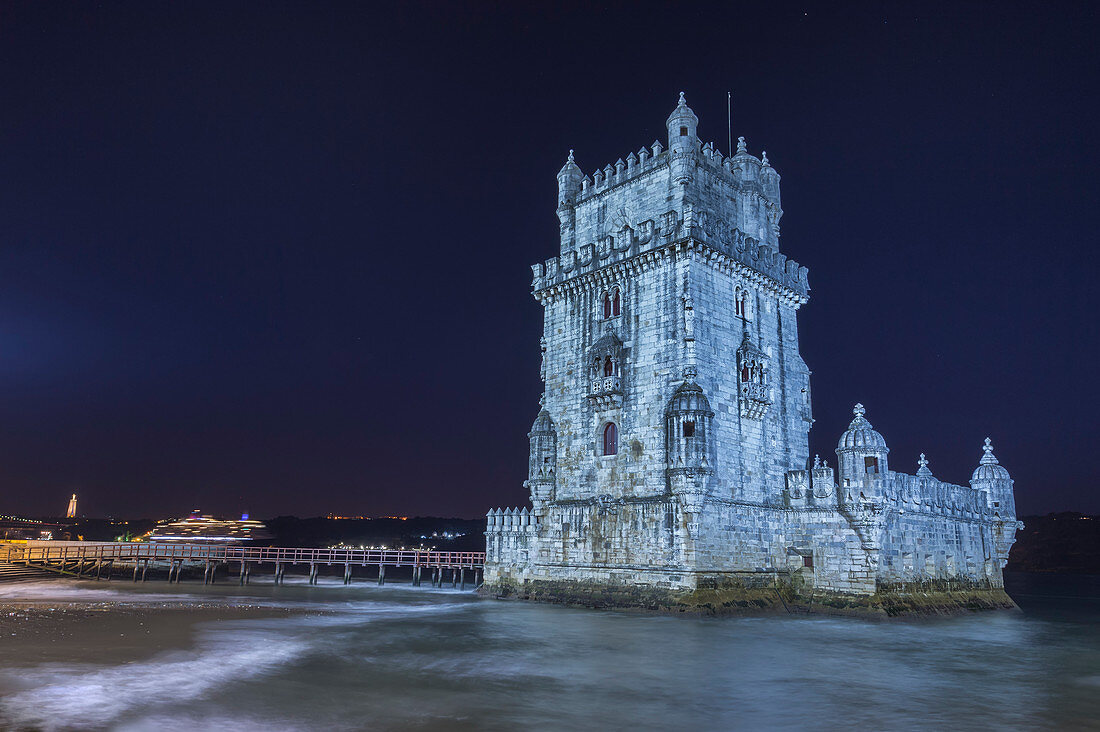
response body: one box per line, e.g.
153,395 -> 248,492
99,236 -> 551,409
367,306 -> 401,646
484,94 -> 1019,613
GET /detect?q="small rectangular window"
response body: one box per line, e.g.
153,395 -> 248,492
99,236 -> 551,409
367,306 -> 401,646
683,420 -> 695,438
803,555 -> 814,569
864,456 -> 879,473
680,126 -> 688,136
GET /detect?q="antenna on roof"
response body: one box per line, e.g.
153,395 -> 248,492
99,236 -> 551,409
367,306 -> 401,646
727,91 -> 732,157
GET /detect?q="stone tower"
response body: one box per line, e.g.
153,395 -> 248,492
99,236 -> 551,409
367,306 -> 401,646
485,94 -> 1019,615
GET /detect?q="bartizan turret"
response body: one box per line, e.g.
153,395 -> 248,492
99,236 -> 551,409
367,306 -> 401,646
835,403 -> 890,502
970,437 -> 1014,518
666,91 -> 698,186
836,403 -> 889,566
525,410 -> 558,508
971,437 -> 1021,571
556,150 -> 583,248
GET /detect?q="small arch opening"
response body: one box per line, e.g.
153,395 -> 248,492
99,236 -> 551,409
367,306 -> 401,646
683,420 -> 695,438
603,356 -> 614,377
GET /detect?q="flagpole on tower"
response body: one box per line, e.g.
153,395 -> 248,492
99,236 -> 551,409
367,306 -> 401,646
727,91 -> 732,157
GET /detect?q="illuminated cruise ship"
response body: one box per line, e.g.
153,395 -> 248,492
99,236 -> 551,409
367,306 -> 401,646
147,511 -> 272,543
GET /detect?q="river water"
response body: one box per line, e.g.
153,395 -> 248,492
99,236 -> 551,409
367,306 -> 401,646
0,572 -> 1096,731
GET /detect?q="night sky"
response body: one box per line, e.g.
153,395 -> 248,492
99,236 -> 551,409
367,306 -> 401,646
1,3 -> 1097,519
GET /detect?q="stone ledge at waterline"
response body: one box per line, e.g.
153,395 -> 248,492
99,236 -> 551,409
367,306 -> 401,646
480,576 -> 1019,618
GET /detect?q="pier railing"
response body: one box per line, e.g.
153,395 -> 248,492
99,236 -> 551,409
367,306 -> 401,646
3,542 -> 484,588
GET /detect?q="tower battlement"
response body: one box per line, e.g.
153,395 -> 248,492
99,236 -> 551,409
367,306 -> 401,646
556,93 -> 784,261
568,136 -> 780,212
531,223 -> 809,303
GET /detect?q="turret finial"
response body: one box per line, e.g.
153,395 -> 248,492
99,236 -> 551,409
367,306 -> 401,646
853,403 -> 865,418
813,454 -> 821,469
567,149 -> 574,162
761,150 -> 770,166
736,136 -> 747,154
678,91 -> 686,105
980,437 -> 999,465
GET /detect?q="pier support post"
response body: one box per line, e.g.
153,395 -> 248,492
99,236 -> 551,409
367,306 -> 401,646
141,559 -> 149,582
239,562 -> 248,586
274,562 -> 283,585
344,564 -> 352,585
204,562 -> 212,585
309,563 -> 317,584
460,568 -> 466,590
133,562 -> 140,582
451,568 -> 458,588
377,564 -> 385,586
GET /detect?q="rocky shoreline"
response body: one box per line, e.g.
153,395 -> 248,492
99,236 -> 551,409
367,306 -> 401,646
484,578 -> 1020,618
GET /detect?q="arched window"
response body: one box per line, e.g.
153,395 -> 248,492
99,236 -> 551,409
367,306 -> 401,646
735,288 -> 743,317
741,364 -> 751,382
683,420 -> 695,438
603,422 -> 618,456
602,288 -> 621,319
603,356 -> 614,377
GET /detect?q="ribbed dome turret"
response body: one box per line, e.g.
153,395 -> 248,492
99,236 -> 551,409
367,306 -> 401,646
557,149 -> 582,180
530,409 -> 555,435
971,438 -> 1011,482
666,380 -> 712,415
665,91 -> 699,130
837,403 -> 888,452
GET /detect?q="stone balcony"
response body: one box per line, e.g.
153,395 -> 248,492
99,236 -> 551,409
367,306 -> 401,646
588,376 -> 623,406
739,382 -> 771,420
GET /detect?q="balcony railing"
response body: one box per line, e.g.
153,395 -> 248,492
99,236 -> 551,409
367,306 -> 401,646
740,382 -> 770,402
589,376 -> 622,397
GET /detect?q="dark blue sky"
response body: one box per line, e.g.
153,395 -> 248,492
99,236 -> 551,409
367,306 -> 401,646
1,2 -> 1096,518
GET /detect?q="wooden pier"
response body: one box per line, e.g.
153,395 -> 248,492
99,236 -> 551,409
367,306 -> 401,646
3,542 -> 485,589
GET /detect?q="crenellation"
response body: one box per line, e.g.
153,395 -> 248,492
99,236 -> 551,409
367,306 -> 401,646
486,93 -> 1019,614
